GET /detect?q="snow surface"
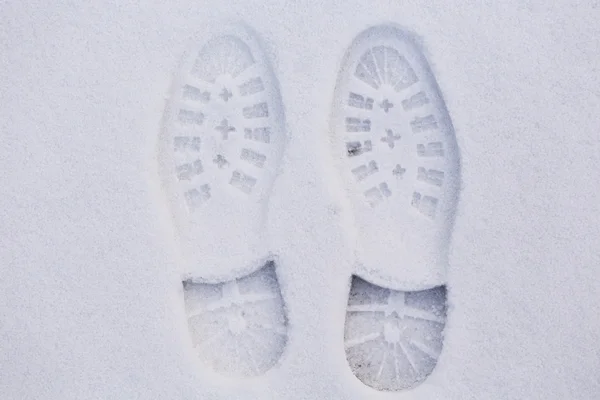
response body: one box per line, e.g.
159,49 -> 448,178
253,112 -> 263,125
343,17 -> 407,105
1,1 -> 600,399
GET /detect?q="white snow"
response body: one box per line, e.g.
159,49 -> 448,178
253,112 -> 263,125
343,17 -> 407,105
1,1 -> 600,400
327,26 -> 460,291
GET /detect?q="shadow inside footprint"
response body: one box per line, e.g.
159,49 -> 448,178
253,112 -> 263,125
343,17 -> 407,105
344,276 -> 446,391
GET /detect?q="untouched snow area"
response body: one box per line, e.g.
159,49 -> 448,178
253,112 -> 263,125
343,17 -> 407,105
1,1 -> 600,399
